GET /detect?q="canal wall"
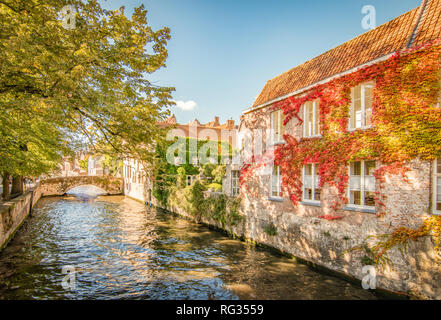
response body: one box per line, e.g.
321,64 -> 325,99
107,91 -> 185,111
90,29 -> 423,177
0,186 -> 42,250
154,187 -> 441,300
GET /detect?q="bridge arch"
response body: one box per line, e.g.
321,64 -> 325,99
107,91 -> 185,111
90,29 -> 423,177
66,185 -> 108,196
39,176 -> 124,197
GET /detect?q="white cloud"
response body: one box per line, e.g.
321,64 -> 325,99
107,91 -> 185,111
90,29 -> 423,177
173,100 -> 197,111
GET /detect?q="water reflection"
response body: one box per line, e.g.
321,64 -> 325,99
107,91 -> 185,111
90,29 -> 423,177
66,185 -> 108,201
0,195 -> 379,300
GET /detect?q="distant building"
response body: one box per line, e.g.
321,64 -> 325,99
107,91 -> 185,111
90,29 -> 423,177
88,155 -> 104,176
123,114 -> 238,203
53,152 -> 88,177
159,114 -> 238,150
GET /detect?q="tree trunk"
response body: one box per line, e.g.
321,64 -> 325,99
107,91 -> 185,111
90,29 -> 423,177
11,175 -> 24,195
2,172 -> 10,200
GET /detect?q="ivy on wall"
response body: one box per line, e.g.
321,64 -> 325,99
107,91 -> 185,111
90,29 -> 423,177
272,41 -> 441,209
240,40 -> 441,262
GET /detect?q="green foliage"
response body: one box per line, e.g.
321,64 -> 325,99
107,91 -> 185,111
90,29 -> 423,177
207,183 -> 222,192
188,180 -> 206,216
264,223 -> 278,236
79,157 -> 89,172
152,136 -> 232,205
212,165 -> 226,184
200,194 -> 243,228
200,163 -> 217,179
0,0 -> 174,178
361,255 -> 375,266
177,167 -> 187,189
101,154 -> 122,176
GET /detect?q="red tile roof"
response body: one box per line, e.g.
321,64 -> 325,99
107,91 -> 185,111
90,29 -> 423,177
252,0 -> 441,109
412,0 -> 441,47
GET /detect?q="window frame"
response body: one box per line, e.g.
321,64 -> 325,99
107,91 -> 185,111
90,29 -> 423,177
433,159 -> 441,215
231,170 -> 240,197
347,160 -> 376,210
270,166 -> 282,198
436,87 -> 441,108
303,100 -> 321,138
349,81 -> 374,131
187,175 -> 196,186
302,163 -> 321,204
271,109 -> 285,145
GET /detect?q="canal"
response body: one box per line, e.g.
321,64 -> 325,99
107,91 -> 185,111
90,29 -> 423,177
0,193 -> 379,300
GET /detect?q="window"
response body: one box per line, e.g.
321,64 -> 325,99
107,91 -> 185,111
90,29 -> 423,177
271,166 -> 282,197
231,170 -> 240,197
271,110 -> 286,144
187,175 -> 196,186
303,100 -> 320,137
192,156 -> 199,167
348,161 -> 376,209
349,81 -> 374,129
436,85 -> 441,108
433,159 -> 441,214
303,164 -> 320,202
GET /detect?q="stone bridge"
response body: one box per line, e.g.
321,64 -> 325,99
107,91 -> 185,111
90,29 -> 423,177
39,176 -> 124,197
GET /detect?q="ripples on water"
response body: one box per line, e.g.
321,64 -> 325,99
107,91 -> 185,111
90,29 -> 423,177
0,194 -> 379,300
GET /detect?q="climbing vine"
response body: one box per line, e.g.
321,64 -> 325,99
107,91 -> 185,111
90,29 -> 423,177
272,40 -> 441,209
240,40 -> 441,260
347,215 -> 441,267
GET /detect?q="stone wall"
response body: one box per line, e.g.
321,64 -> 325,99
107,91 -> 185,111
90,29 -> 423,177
0,186 -> 42,250
222,107 -> 441,299
158,161 -> 440,299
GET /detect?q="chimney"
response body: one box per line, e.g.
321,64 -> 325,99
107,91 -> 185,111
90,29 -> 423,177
226,119 -> 235,129
214,116 -> 220,126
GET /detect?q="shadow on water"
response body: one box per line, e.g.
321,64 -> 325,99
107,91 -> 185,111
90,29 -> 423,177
0,195 -> 384,300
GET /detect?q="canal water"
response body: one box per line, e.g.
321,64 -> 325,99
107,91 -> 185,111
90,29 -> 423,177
0,194 -> 379,300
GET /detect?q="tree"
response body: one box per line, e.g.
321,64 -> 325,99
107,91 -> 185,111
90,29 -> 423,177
0,0 -> 174,197
101,154 -> 122,176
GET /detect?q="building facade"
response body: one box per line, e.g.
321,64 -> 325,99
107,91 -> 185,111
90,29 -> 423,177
229,0 -> 441,298
88,155 -> 104,176
123,115 -> 238,203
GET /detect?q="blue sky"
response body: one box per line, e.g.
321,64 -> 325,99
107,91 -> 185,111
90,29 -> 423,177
101,0 -> 421,124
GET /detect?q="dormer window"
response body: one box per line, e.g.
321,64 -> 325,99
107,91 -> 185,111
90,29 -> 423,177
349,81 -> 374,130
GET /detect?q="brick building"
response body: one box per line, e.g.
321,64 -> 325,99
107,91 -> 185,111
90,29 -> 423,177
231,0 -> 441,298
123,115 -> 238,203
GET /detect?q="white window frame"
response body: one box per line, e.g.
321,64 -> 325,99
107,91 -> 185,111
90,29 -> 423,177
433,159 -> 441,215
302,164 -> 321,204
347,160 -> 376,210
436,85 -> 441,108
270,166 -> 282,198
303,100 -> 321,138
349,82 -> 374,130
187,175 -> 196,186
271,110 -> 285,144
231,170 -> 240,197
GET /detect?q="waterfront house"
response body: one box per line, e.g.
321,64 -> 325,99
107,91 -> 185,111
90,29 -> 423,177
235,0 -> 441,298
123,115 -> 238,203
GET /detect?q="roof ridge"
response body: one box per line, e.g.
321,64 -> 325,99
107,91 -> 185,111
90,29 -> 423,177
251,0 -> 441,109
266,6 -> 420,84
407,0 -> 429,48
